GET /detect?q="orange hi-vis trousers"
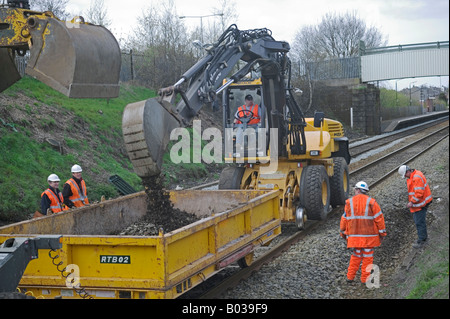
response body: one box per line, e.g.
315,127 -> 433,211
347,247 -> 374,283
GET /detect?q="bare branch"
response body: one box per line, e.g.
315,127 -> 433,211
29,0 -> 69,19
85,0 -> 111,28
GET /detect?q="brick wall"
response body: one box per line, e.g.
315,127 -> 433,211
351,84 -> 381,135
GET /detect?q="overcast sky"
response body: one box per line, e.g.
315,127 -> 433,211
66,0 -> 449,89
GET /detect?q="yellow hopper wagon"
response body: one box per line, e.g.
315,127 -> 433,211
0,190 -> 280,299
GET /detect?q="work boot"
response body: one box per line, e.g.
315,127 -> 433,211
412,239 -> 427,248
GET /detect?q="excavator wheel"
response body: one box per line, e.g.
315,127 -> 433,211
329,157 -> 350,207
218,166 -> 245,189
237,252 -> 254,268
299,165 -> 330,220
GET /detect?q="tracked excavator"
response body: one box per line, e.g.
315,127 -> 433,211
0,0 -> 120,98
123,24 -> 351,228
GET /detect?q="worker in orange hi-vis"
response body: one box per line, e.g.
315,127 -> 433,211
340,181 -> 387,284
398,165 -> 432,248
63,164 -> 89,208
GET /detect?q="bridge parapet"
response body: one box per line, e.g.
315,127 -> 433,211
360,41 -> 449,56
360,40 -> 449,82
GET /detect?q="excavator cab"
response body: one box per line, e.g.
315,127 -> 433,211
222,77 -> 269,162
0,4 -> 120,98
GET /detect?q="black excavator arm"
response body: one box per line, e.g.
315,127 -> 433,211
0,236 -> 62,293
160,26 -> 289,121
122,24 -> 306,178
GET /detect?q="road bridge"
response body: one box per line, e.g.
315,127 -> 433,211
304,41 -> 448,136
307,41 -> 449,84
360,41 -> 449,83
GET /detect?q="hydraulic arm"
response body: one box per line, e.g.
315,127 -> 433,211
0,235 -> 62,293
122,24 -> 306,178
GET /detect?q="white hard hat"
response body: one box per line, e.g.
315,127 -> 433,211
398,165 -> 410,179
48,174 -> 60,182
71,164 -> 82,173
355,181 -> 369,192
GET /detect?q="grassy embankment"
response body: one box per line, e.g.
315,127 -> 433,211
0,77 -> 214,222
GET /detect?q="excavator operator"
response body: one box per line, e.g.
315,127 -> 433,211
233,94 -> 260,150
234,94 -> 260,125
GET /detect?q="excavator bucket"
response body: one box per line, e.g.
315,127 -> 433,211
0,48 -> 21,93
25,16 -> 121,98
122,98 -> 182,178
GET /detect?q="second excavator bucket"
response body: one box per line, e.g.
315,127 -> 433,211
25,16 -> 121,98
0,48 -> 21,93
122,98 -> 182,178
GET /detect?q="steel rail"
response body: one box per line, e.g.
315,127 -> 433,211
350,125 -> 449,176
198,220 -> 322,298
349,117 -> 448,158
369,133 -> 449,189
189,120 -> 448,191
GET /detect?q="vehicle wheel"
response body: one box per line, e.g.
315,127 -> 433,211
218,166 -> 245,189
299,165 -> 330,220
295,206 -> 306,230
237,252 -> 254,268
330,157 -> 350,207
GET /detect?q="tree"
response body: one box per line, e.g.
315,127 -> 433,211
29,0 -> 69,20
199,0 -> 238,45
291,25 -> 322,113
316,11 -> 387,58
84,0 -> 111,28
438,92 -> 448,106
291,11 -> 387,112
124,0 -> 196,88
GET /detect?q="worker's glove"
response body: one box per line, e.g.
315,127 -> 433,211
33,211 -> 44,219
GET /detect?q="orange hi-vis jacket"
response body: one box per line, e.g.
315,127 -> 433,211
41,188 -> 68,214
66,178 -> 89,207
236,104 -> 260,125
340,194 -> 387,248
407,169 -> 432,213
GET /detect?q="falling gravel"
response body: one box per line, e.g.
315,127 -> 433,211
118,175 -> 201,236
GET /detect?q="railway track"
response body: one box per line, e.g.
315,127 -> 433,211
349,117 -> 448,159
350,124 -> 449,187
188,117 -> 449,191
181,120 -> 449,299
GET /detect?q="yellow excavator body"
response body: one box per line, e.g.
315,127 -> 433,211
120,25 -> 351,226
219,78 -> 350,225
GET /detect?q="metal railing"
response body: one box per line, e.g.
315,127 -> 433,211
306,56 -> 360,80
360,41 -> 449,56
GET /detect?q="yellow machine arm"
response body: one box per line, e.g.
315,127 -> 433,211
0,2 -> 121,98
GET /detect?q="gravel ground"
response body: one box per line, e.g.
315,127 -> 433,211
219,136 -> 449,299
